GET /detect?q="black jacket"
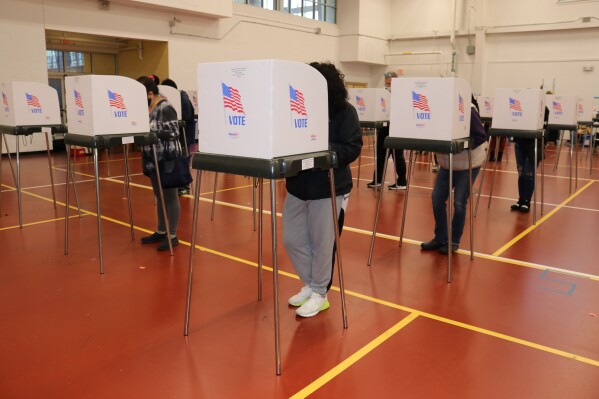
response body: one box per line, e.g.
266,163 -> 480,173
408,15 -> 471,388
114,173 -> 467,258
285,102 -> 363,200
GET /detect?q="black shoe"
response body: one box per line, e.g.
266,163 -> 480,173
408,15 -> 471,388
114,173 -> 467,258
489,154 -> 496,162
141,232 -> 167,244
157,237 -> 179,251
421,239 -> 442,251
178,186 -> 190,196
366,181 -> 382,189
510,202 -> 522,211
519,203 -> 530,213
438,243 -> 458,255
388,183 -> 407,190
497,152 -> 503,162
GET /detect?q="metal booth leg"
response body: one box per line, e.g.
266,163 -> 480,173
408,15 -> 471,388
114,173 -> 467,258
468,146 -> 474,260
447,153 -> 453,283
569,130 -> 574,193
356,131 -> 362,187
486,140 -> 500,210
124,144 -> 135,240
541,134 -> 545,216
184,169 -> 202,337
553,130 -> 564,171
575,130 -> 579,189
269,179 -> 282,375
258,178 -> 263,301
44,131 -> 57,209
105,149 -> 110,177
16,135 -> 22,228
211,172 -> 218,221
64,144 -> 71,255
328,168 -> 348,329
474,137 -> 491,217
367,148 -> 390,266
92,148 -> 105,274
399,150 -> 415,247
373,128 -> 378,190
253,177 -> 257,232
152,145 -> 173,255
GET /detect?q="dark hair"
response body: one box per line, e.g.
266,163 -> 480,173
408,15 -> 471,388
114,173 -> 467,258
161,79 -> 178,89
309,62 -> 348,118
137,76 -> 159,95
148,75 -> 160,85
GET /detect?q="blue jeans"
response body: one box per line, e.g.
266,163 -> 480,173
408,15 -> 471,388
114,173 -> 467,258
514,138 -> 542,204
432,167 -> 480,246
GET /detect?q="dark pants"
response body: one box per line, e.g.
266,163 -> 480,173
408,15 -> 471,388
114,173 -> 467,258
514,138 -> 543,204
432,167 -> 480,245
374,127 -> 407,185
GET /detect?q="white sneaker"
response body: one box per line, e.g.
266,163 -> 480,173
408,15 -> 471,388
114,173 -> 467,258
288,286 -> 312,307
295,292 -> 329,318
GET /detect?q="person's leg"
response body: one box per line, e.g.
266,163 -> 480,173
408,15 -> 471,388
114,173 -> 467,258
513,139 -> 528,208
389,149 -> 407,188
431,168 -> 449,244
450,168 -> 480,245
369,128 -> 389,186
282,193 -> 312,285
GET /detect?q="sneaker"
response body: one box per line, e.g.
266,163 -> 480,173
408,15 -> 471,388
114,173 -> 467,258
438,243 -> 459,255
288,286 -> 313,307
141,232 -> 166,244
421,239 -> 442,251
178,187 -> 190,196
295,292 -> 330,318
157,237 -> 179,251
388,183 -> 407,190
519,203 -> 530,213
510,202 -> 522,211
366,181 -> 382,189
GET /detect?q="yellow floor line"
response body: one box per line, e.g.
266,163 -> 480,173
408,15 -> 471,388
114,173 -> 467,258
493,180 -> 595,256
289,313 -> 420,399
0,213 -> 89,231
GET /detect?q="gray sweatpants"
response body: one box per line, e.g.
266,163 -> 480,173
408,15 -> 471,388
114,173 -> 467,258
148,173 -> 180,237
282,193 -> 347,295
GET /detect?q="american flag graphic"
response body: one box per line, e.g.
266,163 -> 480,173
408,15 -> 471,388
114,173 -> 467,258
2,92 -> 8,107
458,94 -> 465,113
74,90 -> 84,109
412,91 -> 430,112
289,85 -> 307,116
26,93 -> 41,108
356,96 -> 365,107
578,103 -> 584,113
484,100 -> 492,109
108,90 -> 126,110
509,98 -> 522,112
552,101 -> 562,112
222,83 -> 245,114
380,97 -> 386,110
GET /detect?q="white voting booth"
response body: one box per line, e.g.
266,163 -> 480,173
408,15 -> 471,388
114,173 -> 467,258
491,88 -> 545,130
186,89 -> 198,115
187,60 -> 346,376
157,85 -> 182,119
477,96 -> 494,119
0,81 -> 62,227
63,75 -> 173,274
577,97 -> 594,123
546,94 -> 577,126
197,59 -> 328,159
369,77 -> 473,284
390,77 -> 471,141
348,88 -> 390,122
65,75 -> 149,135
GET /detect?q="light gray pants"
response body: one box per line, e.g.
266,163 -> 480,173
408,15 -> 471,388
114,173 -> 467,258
149,173 -> 180,237
282,193 -> 347,295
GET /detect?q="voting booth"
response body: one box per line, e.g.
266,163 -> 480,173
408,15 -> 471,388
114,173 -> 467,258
63,75 -> 172,274
0,81 -> 63,227
577,97 -> 594,123
348,88 -> 390,122
157,85 -> 182,119
196,59 -> 328,159
477,96 -> 494,120
369,77 -> 474,283
186,59 -> 347,376
491,88 -> 545,131
186,89 -> 198,115
546,94 -> 577,127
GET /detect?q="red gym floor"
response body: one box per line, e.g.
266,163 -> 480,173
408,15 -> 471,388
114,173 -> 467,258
0,140 -> 598,398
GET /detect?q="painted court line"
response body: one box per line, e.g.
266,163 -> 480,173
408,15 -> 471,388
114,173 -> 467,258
492,180 -> 595,256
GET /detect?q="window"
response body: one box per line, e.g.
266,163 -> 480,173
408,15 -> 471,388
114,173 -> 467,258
46,50 -> 86,73
235,0 -> 335,23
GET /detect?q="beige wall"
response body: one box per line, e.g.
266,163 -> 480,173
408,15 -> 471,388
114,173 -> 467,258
118,40 -> 168,80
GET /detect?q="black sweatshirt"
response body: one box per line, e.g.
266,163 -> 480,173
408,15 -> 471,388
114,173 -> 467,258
285,102 -> 363,200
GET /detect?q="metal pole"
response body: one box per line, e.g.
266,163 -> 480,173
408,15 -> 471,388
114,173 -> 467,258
399,150 -> 414,247
258,178 -> 263,301
184,169 -> 202,336
152,145 -> 173,255
569,130 -> 573,193
269,179 -> 281,376
64,144 -> 71,255
474,136 -> 491,217
253,177 -> 257,232
211,172 -> 218,221
329,168 -> 348,329
468,145 -> 474,260
44,131 -> 57,209
574,129 -> 579,189
124,144 -> 135,240
105,149 -> 110,177
367,148 -> 390,265
447,153 -> 453,283
16,135 -> 22,228
93,148 -> 104,274
373,128 -> 378,190
553,130 -> 563,171
486,138 -> 500,209
541,133 -> 545,216
533,137 -> 538,225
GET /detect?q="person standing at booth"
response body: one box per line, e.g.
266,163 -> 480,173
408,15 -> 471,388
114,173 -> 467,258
137,76 -> 182,251
283,62 -> 363,318
420,97 -> 488,254
367,71 -> 407,190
